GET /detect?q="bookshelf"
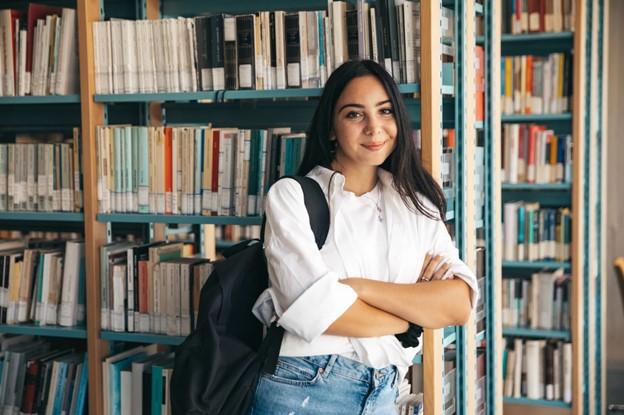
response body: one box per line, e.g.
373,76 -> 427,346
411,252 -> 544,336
3,0 -> 604,414
497,1 -> 607,414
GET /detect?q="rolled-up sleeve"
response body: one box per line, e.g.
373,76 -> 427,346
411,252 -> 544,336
262,178 -> 358,342
429,216 -> 480,309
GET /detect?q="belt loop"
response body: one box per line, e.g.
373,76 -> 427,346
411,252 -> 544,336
322,354 -> 338,378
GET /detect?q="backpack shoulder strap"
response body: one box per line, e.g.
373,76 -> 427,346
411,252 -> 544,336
259,176 -> 330,375
286,176 -> 329,250
262,176 -> 330,250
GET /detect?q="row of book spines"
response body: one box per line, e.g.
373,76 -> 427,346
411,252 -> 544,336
0,6 -> 78,97
214,224 -> 262,243
501,275 -> 570,330
503,203 -> 571,262
502,124 -> 572,184
0,138 -> 83,213
92,1 -> 423,96
103,347 -> 174,415
501,53 -> 572,115
101,240 -> 212,337
96,125 -> 306,217
0,338 -> 87,415
502,0 -> 575,34
0,240 -> 86,328
502,337 -> 572,403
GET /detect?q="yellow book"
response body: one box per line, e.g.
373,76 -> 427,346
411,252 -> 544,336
505,57 -> 513,114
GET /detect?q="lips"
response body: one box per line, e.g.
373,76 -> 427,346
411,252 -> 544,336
362,141 -> 386,151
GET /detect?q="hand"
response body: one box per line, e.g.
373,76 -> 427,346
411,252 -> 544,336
419,252 -> 452,282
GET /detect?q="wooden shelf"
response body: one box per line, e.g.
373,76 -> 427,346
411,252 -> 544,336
502,327 -> 571,341
0,95 -> 80,104
502,260 -> 572,271
502,183 -> 572,191
501,113 -> 572,123
100,331 -> 185,346
0,212 -> 84,222
503,397 -> 571,408
0,324 -> 87,339
97,213 -> 263,225
94,83 -> 423,103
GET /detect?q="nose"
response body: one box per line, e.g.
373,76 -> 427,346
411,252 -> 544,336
364,116 -> 382,136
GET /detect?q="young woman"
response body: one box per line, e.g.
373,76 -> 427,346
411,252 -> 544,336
250,60 -> 478,414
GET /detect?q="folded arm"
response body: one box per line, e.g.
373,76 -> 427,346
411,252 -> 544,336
341,278 -> 472,328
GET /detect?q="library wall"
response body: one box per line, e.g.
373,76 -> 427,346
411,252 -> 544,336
606,0 -> 624,405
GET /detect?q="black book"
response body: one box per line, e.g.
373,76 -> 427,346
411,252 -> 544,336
376,0 -> 392,73
0,255 -> 6,323
346,9 -> 359,60
236,14 -> 255,90
284,12 -> 301,88
209,15 -> 225,90
194,16 -> 213,91
563,53 -> 573,111
223,16 -> 238,90
386,0 -> 400,79
269,12 -> 277,87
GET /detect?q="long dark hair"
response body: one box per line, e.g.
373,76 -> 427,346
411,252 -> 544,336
298,59 -> 446,221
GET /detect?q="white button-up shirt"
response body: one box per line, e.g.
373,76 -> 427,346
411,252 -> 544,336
253,165 -> 478,375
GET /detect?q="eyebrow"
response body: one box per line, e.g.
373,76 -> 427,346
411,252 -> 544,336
337,99 -> 392,113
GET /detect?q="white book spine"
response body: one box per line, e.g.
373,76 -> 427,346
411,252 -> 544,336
59,241 -> 84,327
111,264 -> 126,332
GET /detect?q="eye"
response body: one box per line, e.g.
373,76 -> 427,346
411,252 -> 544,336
380,107 -> 394,116
346,111 -> 363,119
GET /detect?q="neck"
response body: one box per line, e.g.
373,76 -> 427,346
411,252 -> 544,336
330,159 -> 378,196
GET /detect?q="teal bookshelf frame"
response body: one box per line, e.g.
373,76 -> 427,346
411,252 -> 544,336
100,330 -> 185,346
498,2 -> 607,412
503,397 -> 572,408
501,113 -> 572,123
502,327 -> 571,341
501,183 -> 571,191
0,212 -> 84,222
0,95 -> 81,105
502,260 -> 572,271
0,324 -> 87,339
93,1 -> 496,414
0,7 -> 87,343
97,213 -> 262,226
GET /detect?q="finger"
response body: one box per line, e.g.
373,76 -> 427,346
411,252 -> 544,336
419,252 -> 433,278
421,254 -> 444,281
431,261 -> 450,280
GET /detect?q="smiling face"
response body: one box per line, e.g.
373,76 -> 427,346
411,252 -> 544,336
331,75 -> 398,175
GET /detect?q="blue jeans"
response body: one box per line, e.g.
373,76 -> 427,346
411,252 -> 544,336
249,354 -> 399,415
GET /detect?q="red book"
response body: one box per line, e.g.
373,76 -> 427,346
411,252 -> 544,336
20,359 -> 40,414
26,4 -> 62,73
211,129 -> 220,215
525,55 -> 533,114
474,46 -> 485,122
138,260 -> 148,314
527,124 -> 541,183
164,127 -> 173,214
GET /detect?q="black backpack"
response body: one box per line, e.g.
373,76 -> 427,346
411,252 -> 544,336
171,176 -> 330,415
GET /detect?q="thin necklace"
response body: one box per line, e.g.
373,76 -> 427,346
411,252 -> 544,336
363,183 -> 383,223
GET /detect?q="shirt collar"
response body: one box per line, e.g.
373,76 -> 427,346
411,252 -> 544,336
309,165 -> 394,197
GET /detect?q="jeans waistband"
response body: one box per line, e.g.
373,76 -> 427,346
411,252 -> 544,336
293,354 -> 398,386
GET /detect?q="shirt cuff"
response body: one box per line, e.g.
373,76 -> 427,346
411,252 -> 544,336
278,274 -> 358,342
448,263 -> 479,309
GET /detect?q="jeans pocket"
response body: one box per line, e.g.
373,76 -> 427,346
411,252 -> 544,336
265,356 -> 325,386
